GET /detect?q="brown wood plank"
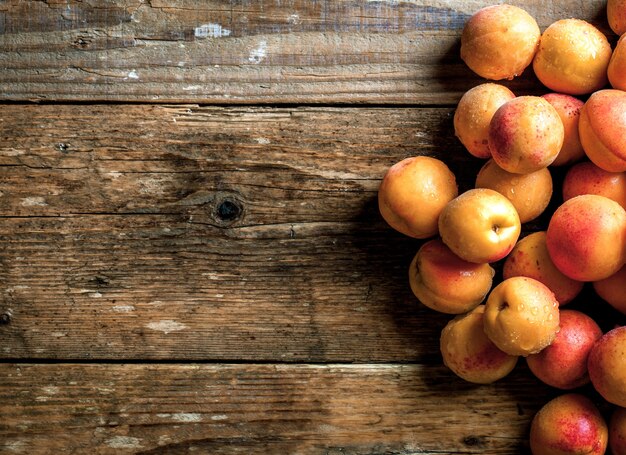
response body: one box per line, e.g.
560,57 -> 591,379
2,104 -> 623,361
0,0 -> 609,103
0,363 -> 556,454
0,104 -> 470,361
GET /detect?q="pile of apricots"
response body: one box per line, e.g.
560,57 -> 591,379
378,2 -> 626,454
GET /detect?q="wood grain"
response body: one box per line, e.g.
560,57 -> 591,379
2,104 -> 623,361
0,0 -> 610,103
0,104 -> 471,361
0,363 -> 561,454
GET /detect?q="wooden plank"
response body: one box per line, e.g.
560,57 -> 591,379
2,104 -> 623,361
0,363 -> 556,454
0,0 -> 609,103
0,104 -> 468,360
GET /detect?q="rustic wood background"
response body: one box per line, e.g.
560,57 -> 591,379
1,1 -> 622,454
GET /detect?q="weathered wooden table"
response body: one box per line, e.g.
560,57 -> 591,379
1,1 -> 622,453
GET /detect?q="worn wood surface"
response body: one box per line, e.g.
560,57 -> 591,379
0,363 -> 561,454
0,104 -> 476,361
0,0 -> 610,103
2,1 -> 624,453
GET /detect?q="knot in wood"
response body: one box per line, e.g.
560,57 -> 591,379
0,313 -> 11,325
215,198 -> 243,223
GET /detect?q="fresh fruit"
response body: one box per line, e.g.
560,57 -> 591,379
440,305 -> 518,384
475,159 -> 553,223
529,393 -> 608,455
454,83 -> 516,159
546,194 -> 626,282
608,34 -> 626,91
532,19 -> 612,95
460,4 -> 540,80
438,188 -> 521,264
483,276 -> 560,356
489,96 -> 564,174
526,309 -> 603,390
378,156 -> 458,239
579,89 -> 626,173
608,0 -> 626,36
562,161 -> 626,209
593,265 -> 626,316
541,93 -> 585,167
588,326 -> 626,407
610,407 -> 626,455
503,232 -> 583,306
408,239 -> 494,314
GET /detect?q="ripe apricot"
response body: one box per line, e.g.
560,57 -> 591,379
608,0 -> 626,36
489,96 -> 563,174
440,305 -> 518,384
378,156 -> 458,239
454,83 -> 515,159
532,19 -> 612,95
475,159 -> 553,223
460,4 -> 540,80
483,277 -> 559,356
541,93 -> 585,167
409,239 -> 494,314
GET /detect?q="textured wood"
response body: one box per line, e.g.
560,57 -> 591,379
0,0 -> 610,103
0,104 -> 475,361
0,363 -> 560,454
2,104 -> 623,361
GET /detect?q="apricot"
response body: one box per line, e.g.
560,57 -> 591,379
440,305 -> 518,384
503,231 -> 583,306
562,161 -> 626,209
532,19 -> 612,95
438,188 -> 521,264
475,159 -> 553,223
541,93 -> 585,167
408,239 -> 495,314
530,393 -> 608,455
483,276 -> 559,356
593,265 -> 626,316
454,83 -> 516,159
588,327 -> 626,407
610,407 -> 626,455
460,4 -> 540,80
608,0 -> 626,36
489,96 -> 563,174
526,309 -> 602,390
608,34 -> 626,91
378,156 -> 458,239
546,194 -> 626,282
579,89 -> 626,173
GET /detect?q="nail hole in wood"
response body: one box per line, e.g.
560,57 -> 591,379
0,313 -> 11,325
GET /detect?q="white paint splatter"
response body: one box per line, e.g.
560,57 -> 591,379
157,412 -> 202,422
182,85 -> 203,91
202,272 -> 219,280
105,436 -> 143,450
171,413 -> 202,422
20,197 -> 47,207
211,414 -> 228,421
42,386 -> 59,395
89,292 -> 102,298
127,70 -> 139,79
112,305 -> 135,313
146,320 -> 188,334
287,14 -> 301,25
248,40 -> 267,63
50,332 -> 67,338
255,137 -> 271,144
194,23 -> 231,38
